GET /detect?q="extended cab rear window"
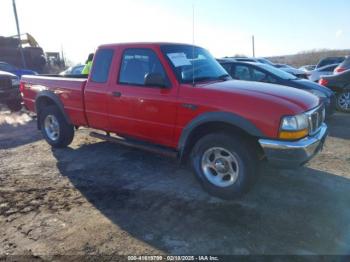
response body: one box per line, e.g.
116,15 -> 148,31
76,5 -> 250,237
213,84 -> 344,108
91,49 -> 114,83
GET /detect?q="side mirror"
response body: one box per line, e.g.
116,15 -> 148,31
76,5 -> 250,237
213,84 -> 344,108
144,73 -> 167,88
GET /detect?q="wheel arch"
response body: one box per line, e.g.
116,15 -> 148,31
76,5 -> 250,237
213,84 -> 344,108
331,85 -> 349,93
35,91 -> 71,129
178,112 -> 265,162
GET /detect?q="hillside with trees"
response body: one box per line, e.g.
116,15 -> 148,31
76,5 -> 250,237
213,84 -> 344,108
268,49 -> 350,67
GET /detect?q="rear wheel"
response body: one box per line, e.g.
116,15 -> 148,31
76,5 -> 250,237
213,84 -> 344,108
336,91 -> 350,112
40,106 -> 74,148
190,133 -> 258,200
6,99 -> 22,112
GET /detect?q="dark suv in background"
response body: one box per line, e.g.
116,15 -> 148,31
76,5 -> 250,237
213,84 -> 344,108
316,56 -> 346,69
319,70 -> 350,112
0,70 -> 22,111
217,59 -> 336,117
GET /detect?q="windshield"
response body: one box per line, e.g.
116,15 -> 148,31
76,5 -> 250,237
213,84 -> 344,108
161,45 -> 229,84
258,64 -> 297,80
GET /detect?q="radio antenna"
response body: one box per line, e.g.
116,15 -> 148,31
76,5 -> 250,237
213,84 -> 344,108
192,4 -> 195,87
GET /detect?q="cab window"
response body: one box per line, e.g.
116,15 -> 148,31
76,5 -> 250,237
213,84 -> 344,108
119,48 -> 168,87
91,49 -> 114,83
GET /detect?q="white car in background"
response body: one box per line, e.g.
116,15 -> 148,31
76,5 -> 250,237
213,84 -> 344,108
308,63 -> 339,82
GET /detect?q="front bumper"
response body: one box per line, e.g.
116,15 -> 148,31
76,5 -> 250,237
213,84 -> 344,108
259,123 -> 328,168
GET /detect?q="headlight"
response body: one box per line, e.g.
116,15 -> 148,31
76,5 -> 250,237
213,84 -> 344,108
11,78 -> 20,86
306,89 -> 327,98
279,114 -> 309,140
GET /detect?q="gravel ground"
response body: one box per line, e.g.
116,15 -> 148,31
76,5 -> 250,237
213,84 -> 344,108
0,107 -> 350,258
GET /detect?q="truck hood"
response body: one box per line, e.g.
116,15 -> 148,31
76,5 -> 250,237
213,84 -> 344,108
200,80 -> 320,112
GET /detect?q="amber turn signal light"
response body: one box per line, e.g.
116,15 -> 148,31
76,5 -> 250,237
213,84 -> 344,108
279,129 -> 309,140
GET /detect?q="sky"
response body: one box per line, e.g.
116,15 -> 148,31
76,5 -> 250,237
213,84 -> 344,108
0,0 -> 349,64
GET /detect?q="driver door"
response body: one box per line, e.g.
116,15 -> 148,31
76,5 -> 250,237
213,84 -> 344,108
108,47 -> 178,147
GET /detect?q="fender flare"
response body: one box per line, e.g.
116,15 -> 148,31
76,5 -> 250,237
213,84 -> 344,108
35,90 -> 71,128
177,111 -> 264,157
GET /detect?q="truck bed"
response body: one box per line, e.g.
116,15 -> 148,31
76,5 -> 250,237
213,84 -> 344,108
21,75 -> 88,127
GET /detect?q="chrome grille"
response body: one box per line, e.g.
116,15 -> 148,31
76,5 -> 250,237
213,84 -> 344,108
306,105 -> 325,135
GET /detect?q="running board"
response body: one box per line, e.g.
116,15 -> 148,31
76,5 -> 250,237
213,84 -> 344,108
90,132 -> 178,158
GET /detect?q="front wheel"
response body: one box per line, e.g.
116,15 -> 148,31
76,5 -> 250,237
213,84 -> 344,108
336,91 -> 350,113
40,106 -> 74,148
190,133 -> 258,200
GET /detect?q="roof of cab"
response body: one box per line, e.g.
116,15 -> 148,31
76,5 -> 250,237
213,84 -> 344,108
98,42 -> 201,49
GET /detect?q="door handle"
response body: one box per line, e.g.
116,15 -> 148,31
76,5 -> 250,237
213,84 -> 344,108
112,91 -> 122,97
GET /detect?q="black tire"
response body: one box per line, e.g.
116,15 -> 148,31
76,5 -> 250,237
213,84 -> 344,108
6,99 -> 22,112
336,91 -> 350,113
190,133 -> 258,200
40,105 -> 74,148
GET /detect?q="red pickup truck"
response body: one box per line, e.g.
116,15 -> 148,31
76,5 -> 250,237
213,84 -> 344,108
21,43 -> 328,199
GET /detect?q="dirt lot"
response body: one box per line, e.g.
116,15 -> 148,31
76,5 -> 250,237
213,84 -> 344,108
0,106 -> 350,257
